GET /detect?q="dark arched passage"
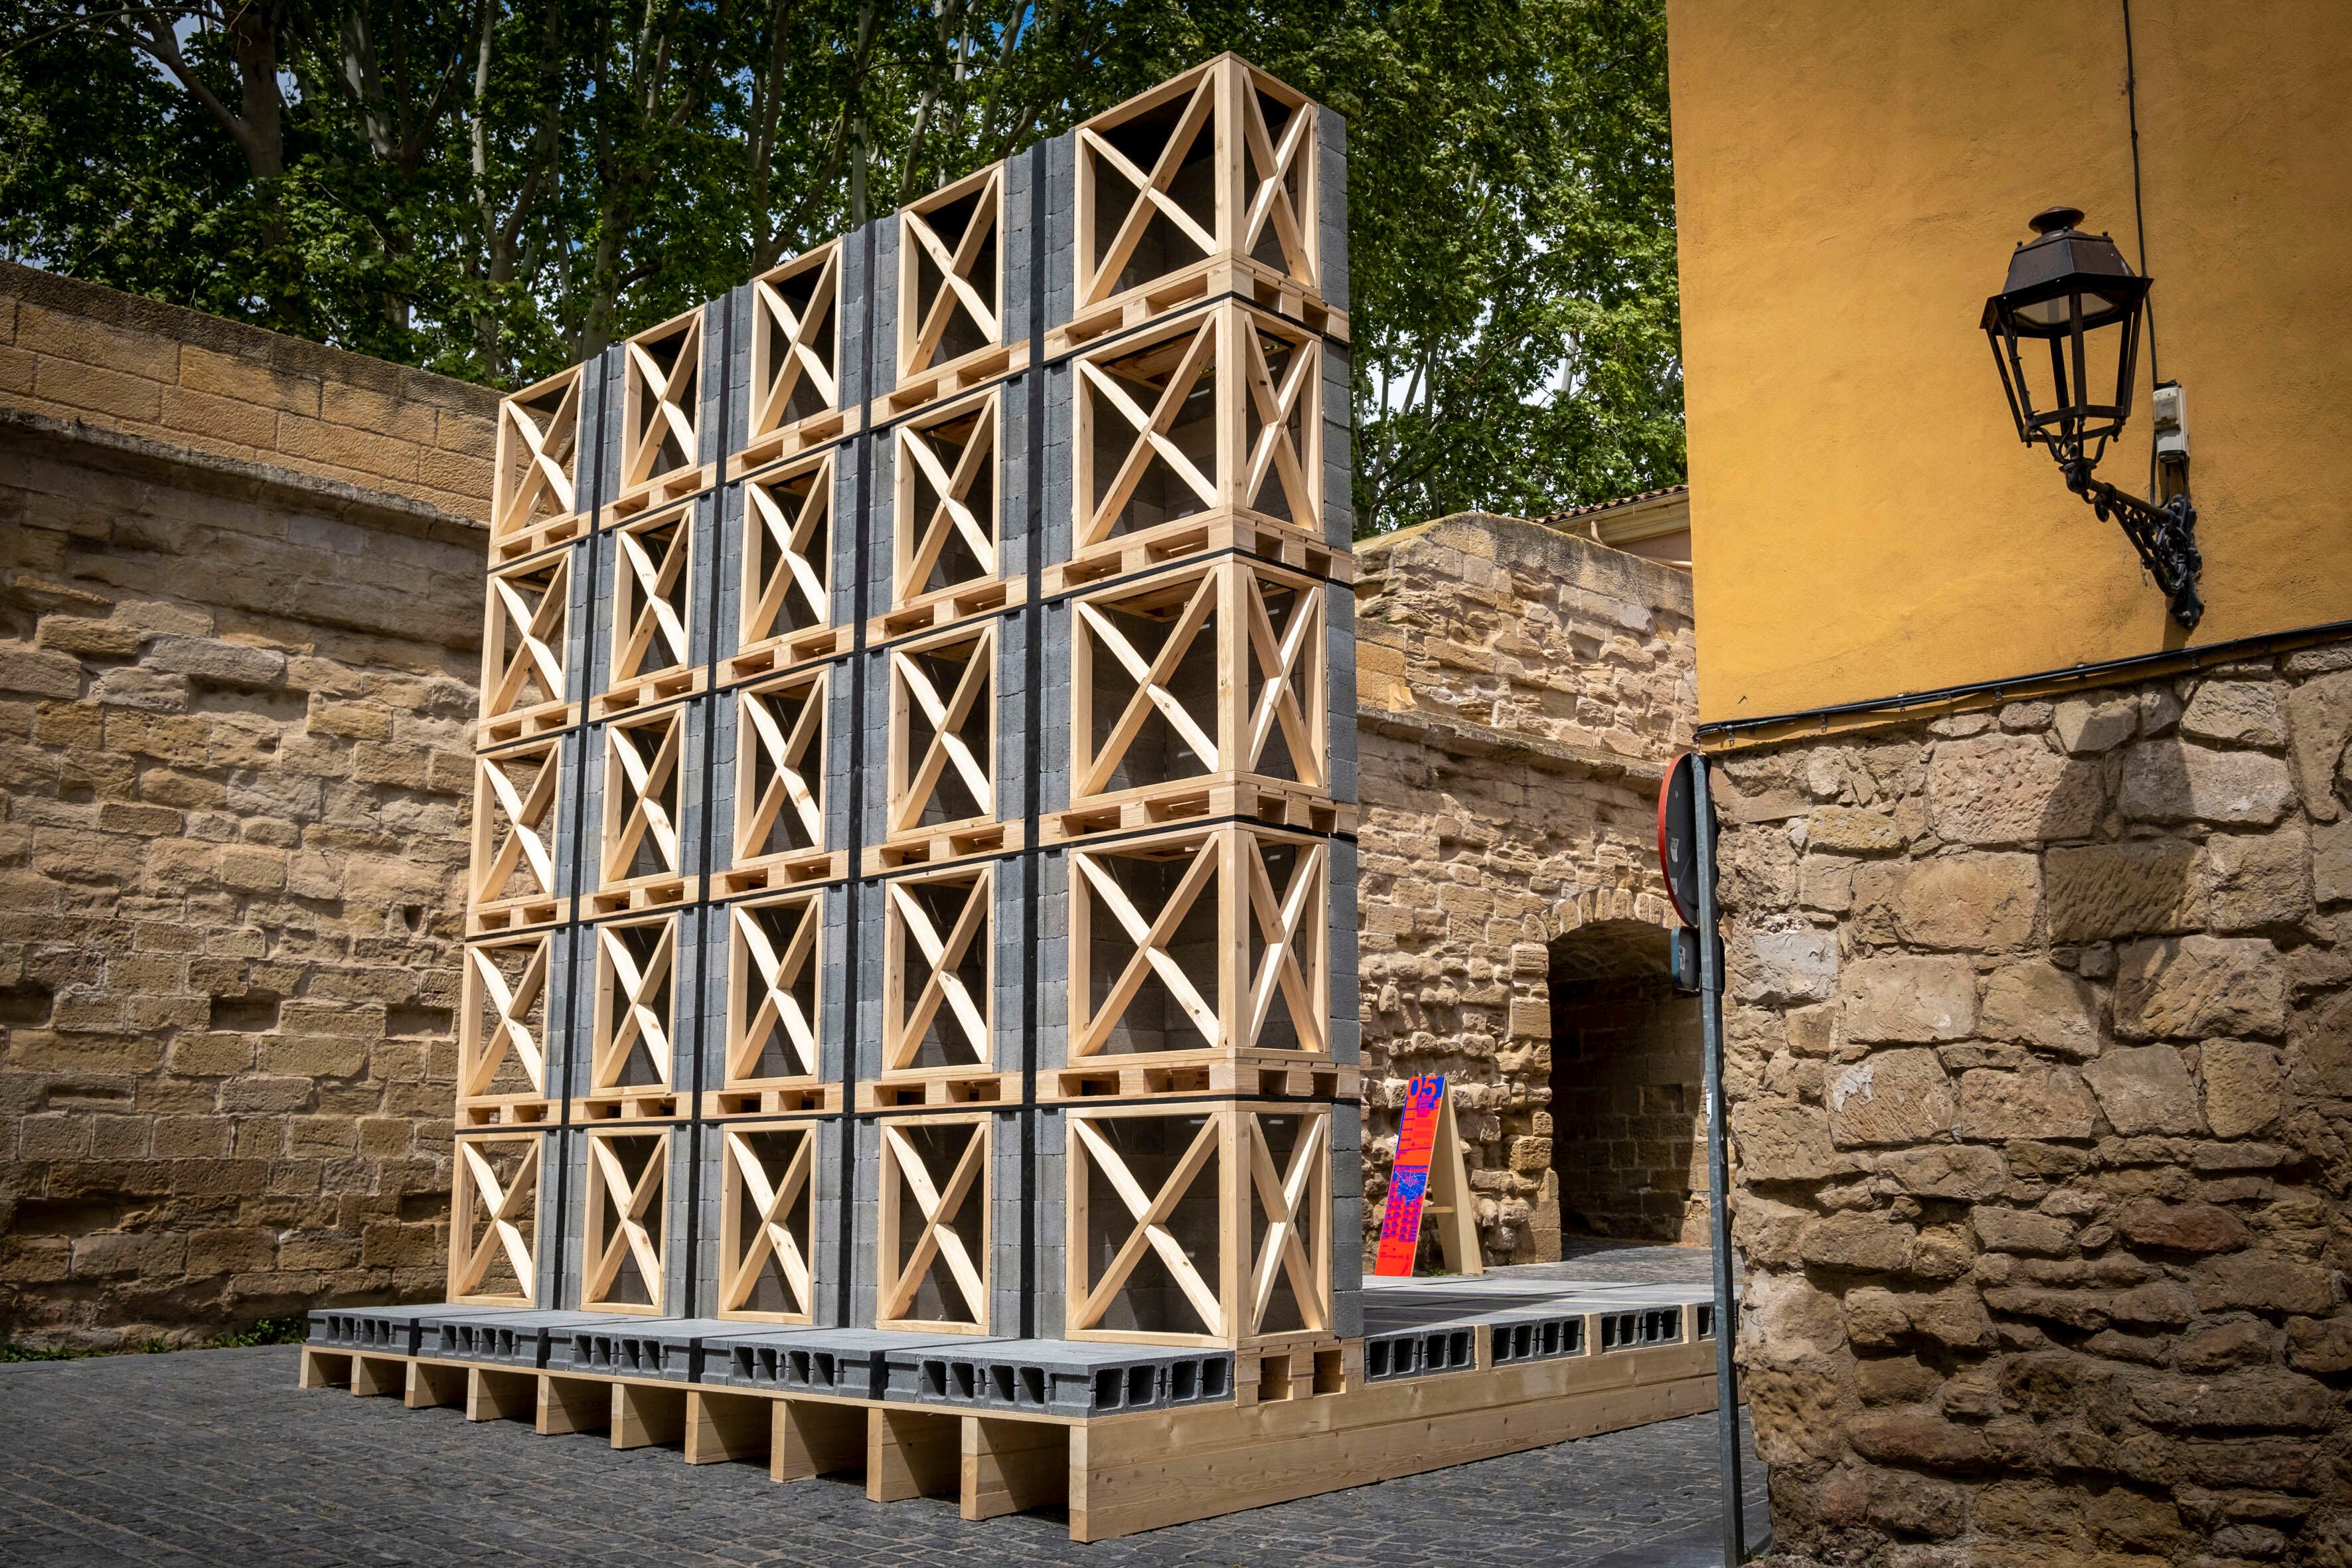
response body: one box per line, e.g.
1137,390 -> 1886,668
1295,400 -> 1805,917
1545,918 -> 1706,1244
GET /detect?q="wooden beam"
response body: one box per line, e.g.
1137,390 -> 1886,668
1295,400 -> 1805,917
1068,1361 -> 1718,1541
773,1398 -> 866,1483
962,1417 -> 1069,1522
611,1381 -> 687,1450
466,1366 -> 536,1423
350,1354 -> 404,1399
538,1373 -> 611,1436
686,1389 -> 773,1465
297,1348 -> 349,1390
406,1359 -> 467,1410
868,1407 -> 961,1503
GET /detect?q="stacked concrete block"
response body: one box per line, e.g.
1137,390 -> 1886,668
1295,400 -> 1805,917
455,55 -> 1354,1369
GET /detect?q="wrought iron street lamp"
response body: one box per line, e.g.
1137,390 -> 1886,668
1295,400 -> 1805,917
1983,206 -> 2202,627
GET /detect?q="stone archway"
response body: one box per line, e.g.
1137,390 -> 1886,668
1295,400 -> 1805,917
1543,900 -> 1707,1247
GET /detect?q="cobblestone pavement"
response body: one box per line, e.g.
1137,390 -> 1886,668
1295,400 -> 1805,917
0,1251 -> 1768,1567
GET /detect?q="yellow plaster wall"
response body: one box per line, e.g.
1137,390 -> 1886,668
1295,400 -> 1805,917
1669,0 -> 2352,727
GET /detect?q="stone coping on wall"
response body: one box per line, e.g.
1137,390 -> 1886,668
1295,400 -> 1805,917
0,261 -> 497,521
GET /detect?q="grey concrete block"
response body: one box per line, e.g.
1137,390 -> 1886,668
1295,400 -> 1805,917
1041,133 -> 1076,336
1317,105 -> 1348,314
722,281 -> 755,459
1320,339 -> 1355,545
880,1338 -> 1231,1415
690,297 -> 727,473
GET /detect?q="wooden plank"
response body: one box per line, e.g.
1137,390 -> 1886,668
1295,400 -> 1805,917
685,1389 -> 772,1465
466,1366 -> 536,1423
350,1354 -> 404,1399
867,1407 -> 960,1503
611,1381 -> 687,1450
773,1398 -> 866,1482
297,1348 -> 350,1390
538,1373 -> 611,1436
1069,1371 -> 1718,1541
961,1417 -> 1069,1522
406,1359 -> 467,1410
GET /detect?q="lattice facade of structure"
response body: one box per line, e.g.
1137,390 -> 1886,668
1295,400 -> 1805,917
303,56 -> 1715,1539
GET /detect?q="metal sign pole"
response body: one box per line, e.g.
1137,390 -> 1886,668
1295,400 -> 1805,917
1692,755 -> 1746,1563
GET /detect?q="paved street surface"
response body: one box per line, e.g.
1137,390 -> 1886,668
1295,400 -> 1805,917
0,1245 -> 1767,1567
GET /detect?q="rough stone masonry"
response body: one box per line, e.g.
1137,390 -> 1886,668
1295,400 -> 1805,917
0,262 -> 497,1347
1714,649 -> 2352,1564
1353,511 -> 1697,1263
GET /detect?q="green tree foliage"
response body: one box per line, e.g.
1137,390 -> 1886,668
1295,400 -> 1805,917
0,0 -> 1680,532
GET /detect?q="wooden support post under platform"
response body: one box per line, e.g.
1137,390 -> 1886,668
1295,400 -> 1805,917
611,1381 -> 687,1450
297,1348 -> 350,1389
961,1417 -> 1068,1521
466,1366 -> 536,1423
684,1389 -> 771,1465
350,1354 -> 405,1399
772,1399 -> 865,1483
537,1374 -> 611,1436
407,1360 -> 467,1410
867,1407 -> 960,1503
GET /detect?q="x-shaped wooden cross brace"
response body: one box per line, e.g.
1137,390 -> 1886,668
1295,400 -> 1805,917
1075,572 -> 1220,798
902,173 -> 1001,374
595,919 -> 676,1091
497,376 -> 578,533
1073,836 -> 1222,1056
744,457 -> 832,643
462,937 -> 548,1099
890,633 -> 993,832
1245,838 -> 1328,1054
1071,1115 -> 1225,1335
751,248 -> 839,435
603,712 -> 682,883
613,515 -> 692,681
886,876 -> 990,1070
1241,326 -> 1318,522
1079,76 -> 1217,307
485,555 -> 569,718
879,1123 -> 988,1324
1241,574 -> 1324,786
586,1132 -> 668,1307
720,1126 -> 814,1315
1246,1111 -> 1329,1334
453,1137 -> 539,1300
624,316 -> 702,489
1239,88 -> 1315,284
473,744 -> 560,904
1079,319 -> 1219,547
736,676 -> 825,862
730,896 -> 821,1082
896,402 -> 997,599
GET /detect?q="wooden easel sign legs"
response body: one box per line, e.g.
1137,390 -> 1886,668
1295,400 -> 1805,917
1373,1074 -> 1481,1277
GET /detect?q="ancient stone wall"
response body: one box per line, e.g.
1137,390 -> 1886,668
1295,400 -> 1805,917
0,269 -> 496,1348
0,262 -> 493,521
1713,646 -> 2352,1563
1354,513 -> 1697,1263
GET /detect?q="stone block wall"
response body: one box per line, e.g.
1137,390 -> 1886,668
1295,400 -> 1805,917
0,262 -> 493,522
1354,513 -> 1697,1262
0,269 -> 497,1348
1713,645 -> 2352,1563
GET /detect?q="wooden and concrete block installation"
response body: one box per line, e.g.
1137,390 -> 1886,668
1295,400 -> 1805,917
298,54 -> 1715,1537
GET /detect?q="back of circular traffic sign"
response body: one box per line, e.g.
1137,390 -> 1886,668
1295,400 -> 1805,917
1658,751 -> 1701,926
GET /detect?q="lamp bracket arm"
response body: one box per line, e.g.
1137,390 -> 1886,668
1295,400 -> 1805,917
2061,461 -> 2204,630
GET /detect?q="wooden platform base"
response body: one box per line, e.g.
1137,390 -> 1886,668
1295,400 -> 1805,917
297,1331 -> 1714,1541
